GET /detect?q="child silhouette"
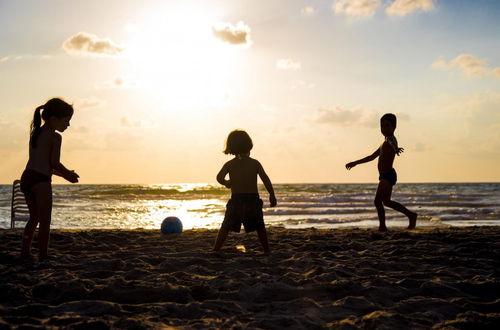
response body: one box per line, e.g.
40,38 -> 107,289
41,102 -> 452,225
20,98 -> 79,261
213,130 -> 277,254
346,113 -> 417,231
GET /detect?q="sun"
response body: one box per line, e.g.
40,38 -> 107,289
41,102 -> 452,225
124,3 -> 234,109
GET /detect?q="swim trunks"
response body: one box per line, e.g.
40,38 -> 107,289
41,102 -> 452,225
222,193 -> 265,233
20,169 -> 51,194
379,168 -> 397,186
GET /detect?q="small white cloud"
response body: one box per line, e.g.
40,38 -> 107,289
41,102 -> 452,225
332,0 -> 381,18
493,67 -> 500,78
301,7 -> 317,15
0,56 -> 9,63
276,58 -> 302,71
414,142 -> 428,152
95,76 -> 138,89
120,117 -> 156,129
72,126 -> 89,134
77,98 -> 107,109
121,117 -> 142,128
315,106 -> 379,127
63,32 -> 124,56
291,80 -> 315,90
212,21 -> 252,46
432,54 -> 500,78
386,0 -> 434,16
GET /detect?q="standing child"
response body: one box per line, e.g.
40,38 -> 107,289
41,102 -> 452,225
20,98 -> 79,261
213,130 -> 277,254
345,113 -> 417,232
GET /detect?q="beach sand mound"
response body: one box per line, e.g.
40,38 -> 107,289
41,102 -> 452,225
1,227 -> 499,329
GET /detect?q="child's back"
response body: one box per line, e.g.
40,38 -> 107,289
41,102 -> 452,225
26,128 -> 59,177
223,156 -> 262,194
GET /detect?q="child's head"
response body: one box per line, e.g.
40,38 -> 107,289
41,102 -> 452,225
30,98 -> 74,147
380,113 -> 396,137
223,129 -> 253,156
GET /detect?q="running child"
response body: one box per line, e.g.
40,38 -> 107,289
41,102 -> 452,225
345,113 -> 417,231
213,130 -> 277,254
20,98 -> 79,261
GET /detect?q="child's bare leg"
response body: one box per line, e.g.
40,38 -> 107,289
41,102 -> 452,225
374,180 -> 392,231
257,228 -> 270,254
33,183 -> 52,260
21,193 -> 39,258
213,227 -> 229,251
383,200 -> 418,229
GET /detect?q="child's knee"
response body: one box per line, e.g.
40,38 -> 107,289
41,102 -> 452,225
382,199 -> 392,206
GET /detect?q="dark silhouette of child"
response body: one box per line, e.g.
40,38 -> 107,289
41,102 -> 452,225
213,130 -> 277,253
20,98 -> 79,261
346,113 -> 417,231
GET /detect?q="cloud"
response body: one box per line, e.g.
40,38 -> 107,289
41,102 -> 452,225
301,7 -> 317,15
276,58 -> 302,71
315,106 -> 379,127
493,68 -> 500,78
432,54 -> 500,78
62,32 -> 124,56
332,0 -> 381,18
95,76 -> 138,89
439,91 -> 500,153
120,117 -> 156,129
212,22 -> 252,46
386,0 -> 434,16
121,117 -> 142,128
0,56 -> 9,63
291,80 -> 316,90
77,97 -> 107,109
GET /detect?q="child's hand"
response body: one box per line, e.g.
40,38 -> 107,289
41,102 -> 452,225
269,195 -> 277,207
396,147 -> 404,156
345,162 -> 357,170
65,171 -> 79,183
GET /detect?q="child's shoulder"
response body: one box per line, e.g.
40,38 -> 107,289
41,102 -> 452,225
39,128 -> 61,141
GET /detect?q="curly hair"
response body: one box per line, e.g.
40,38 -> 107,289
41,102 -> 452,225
223,130 -> 253,155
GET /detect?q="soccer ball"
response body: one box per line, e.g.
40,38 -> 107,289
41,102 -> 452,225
161,216 -> 183,234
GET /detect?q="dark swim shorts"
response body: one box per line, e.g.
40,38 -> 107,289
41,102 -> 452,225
20,169 -> 51,194
222,193 -> 265,233
379,168 -> 397,186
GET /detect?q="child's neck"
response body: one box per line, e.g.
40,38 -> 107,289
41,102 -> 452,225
41,124 -> 56,132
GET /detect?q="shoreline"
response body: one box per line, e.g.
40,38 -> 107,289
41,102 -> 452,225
1,227 -> 499,328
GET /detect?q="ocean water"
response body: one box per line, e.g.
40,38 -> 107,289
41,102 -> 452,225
1,183 -> 499,230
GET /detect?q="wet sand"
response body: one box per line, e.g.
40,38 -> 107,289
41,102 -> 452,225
1,227 -> 499,329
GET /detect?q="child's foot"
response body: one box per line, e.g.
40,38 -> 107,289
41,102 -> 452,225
39,254 -> 52,262
378,226 -> 388,232
20,252 -> 33,259
408,213 -> 418,229
19,254 -> 35,264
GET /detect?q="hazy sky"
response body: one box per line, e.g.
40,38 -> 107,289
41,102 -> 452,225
1,0 -> 499,183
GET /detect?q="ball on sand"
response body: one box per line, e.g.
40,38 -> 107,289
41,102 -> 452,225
161,216 -> 183,234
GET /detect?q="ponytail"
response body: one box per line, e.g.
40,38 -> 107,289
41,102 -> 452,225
29,106 -> 43,148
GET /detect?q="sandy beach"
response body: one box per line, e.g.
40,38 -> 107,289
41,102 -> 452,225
1,227 -> 499,329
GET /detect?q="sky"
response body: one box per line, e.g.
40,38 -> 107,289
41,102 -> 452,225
0,0 -> 499,184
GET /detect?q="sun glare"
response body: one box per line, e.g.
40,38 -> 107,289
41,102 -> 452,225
125,3 -> 234,108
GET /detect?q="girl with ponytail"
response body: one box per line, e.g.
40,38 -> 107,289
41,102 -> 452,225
20,98 -> 80,261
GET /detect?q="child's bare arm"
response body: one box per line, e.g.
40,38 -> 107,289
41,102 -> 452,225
257,162 -> 277,207
50,134 -> 79,183
345,148 -> 380,170
216,163 -> 231,188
